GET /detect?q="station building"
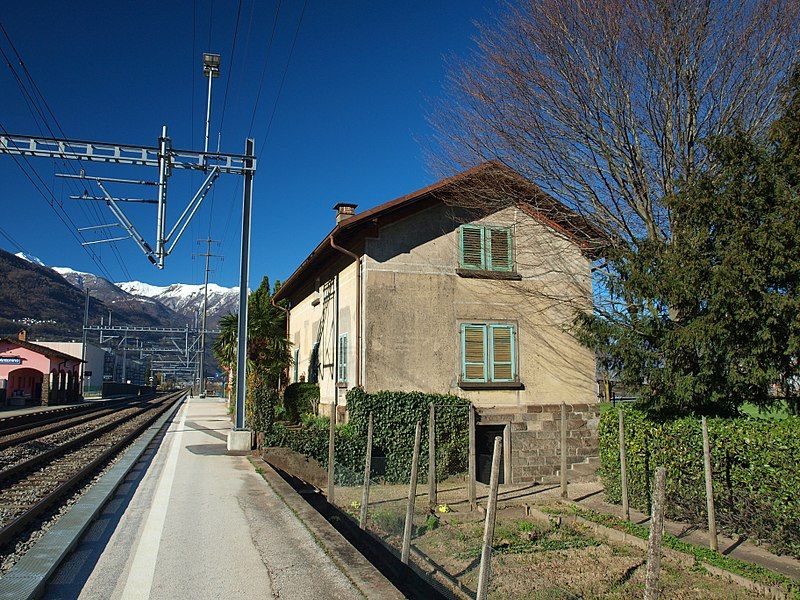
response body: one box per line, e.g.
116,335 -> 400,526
0,330 -> 83,405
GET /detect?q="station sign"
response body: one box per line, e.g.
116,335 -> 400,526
0,357 -> 22,365
84,371 -> 93,377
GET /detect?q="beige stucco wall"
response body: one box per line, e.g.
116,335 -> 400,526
288,259 -> 360,412
362,203 -> 596,407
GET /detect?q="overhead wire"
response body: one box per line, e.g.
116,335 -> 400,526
0,23 -> 133,281
207,0 -> 243,238
221,0 -> 307,251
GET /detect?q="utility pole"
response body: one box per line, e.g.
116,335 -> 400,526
81,287 -> 90,395
193,238 -> 222,397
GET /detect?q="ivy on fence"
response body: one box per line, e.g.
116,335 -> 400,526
600,408 -> 800,557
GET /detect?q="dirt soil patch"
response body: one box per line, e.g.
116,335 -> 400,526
333,483 -> 764,599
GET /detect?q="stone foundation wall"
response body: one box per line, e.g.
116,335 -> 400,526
477,403 -> 600,484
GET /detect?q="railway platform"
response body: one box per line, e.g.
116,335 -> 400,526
43,397 -> 361,599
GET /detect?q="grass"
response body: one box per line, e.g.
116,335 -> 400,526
454,519 -> 601,559
543,505 -> 799,595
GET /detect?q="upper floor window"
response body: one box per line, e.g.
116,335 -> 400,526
459,224 -> 513,272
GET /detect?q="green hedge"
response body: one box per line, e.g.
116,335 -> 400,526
600,408 -> 800,557
282,383 -> 320,422
262,388 -> 470,485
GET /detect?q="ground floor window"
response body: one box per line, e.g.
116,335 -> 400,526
337,333 -> 348,383
460,323 -> 517,383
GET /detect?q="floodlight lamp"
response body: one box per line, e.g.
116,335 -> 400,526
202,53 -> 221,77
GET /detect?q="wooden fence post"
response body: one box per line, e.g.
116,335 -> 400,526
645,466 -> 666,600
476,436 -> 502,600
619,409 -> 630,520
327,396 -> 337,504
359,412 -> 373,530
468,404 -> 477,510
560,402 -> 568,498
702,416 -> 718,551
428,403 -> 436,508
401,421 -> 423,564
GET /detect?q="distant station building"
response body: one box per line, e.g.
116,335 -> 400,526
35,340 -> 111,396
0,330 -> 83,406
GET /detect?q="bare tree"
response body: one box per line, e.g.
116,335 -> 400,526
430,0 -> 800,248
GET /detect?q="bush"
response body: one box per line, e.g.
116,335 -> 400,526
283,383 -> 320,422
346,388 -> 470,484
262,388 -> 471,485
600,408 -> 800,557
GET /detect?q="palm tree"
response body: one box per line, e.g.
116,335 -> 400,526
212,312 -> 238,400
211,277 -> 291,422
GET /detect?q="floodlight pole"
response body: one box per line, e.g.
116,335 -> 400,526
204,72 -> 213,154
234,137 -> 255,431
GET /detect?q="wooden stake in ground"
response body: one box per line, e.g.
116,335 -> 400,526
702,416 -> 718,551
468,404 -> 477,510
428,403 -> 436,508
327,397 -> 337,504
560,402 -> 568,498
476,436 -> 502,600
618,409 -> 630,520
645,466 -> 666,600
359,412 -> 373,530
401,421 -> 422,564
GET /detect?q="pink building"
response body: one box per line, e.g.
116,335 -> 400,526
0,330 -> 83,405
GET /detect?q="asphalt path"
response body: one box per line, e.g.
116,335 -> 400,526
44,397 -> 360,599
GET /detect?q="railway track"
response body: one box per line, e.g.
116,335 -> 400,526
0,389 -> 187,551
0,393 -> 155,439
0,395 -> 154,452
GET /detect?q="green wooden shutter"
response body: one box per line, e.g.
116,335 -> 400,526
293,348 -> 300,383
459,225 -> 485,269
488,227 -> 513,271
489,324 -> 515,381
461,324 -> 488,382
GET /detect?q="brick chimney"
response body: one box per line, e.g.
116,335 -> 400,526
17,328 -> 28,342
333,202 -> 358,224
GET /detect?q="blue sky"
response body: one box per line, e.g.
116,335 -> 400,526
0,1 -> 498,288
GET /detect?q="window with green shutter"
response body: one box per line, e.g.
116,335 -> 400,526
460,323 -> 517,383
458,224 -> 513,272
293,348 -> 300,383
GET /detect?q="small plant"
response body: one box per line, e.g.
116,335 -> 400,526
350,500 -> 361,510
425,514 -> 440,532
437,503 -> 452,513
372,510 -> 405,536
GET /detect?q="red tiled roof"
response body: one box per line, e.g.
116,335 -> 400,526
274,162 -> 606,302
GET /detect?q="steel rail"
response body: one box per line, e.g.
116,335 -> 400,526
0,396 -> 155,452
0,393 -> 175,485
0,390 -> 186,549
0,393 -> 155,437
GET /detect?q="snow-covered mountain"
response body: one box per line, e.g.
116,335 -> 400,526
11,251 -> 237,329
117,281 -> 238,326
52,266 -> 181,326
15,252 -> 46,266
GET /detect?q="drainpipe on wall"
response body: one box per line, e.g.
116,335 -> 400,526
328,234 -> 362,388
